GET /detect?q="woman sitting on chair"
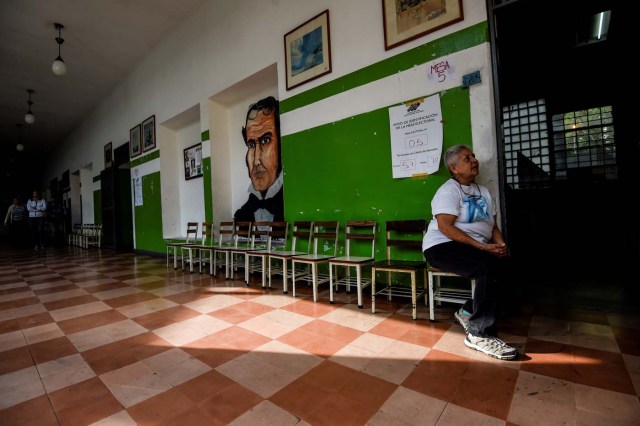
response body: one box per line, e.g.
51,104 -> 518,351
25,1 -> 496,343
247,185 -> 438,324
422,144 -> 517,360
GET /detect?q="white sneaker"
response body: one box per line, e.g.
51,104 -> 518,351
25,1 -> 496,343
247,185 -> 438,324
464,333 -> 517,360
454,308 -> 470,332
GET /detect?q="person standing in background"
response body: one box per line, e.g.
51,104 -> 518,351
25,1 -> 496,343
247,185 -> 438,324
4,196 -> 27,248
27,191 -> 47,250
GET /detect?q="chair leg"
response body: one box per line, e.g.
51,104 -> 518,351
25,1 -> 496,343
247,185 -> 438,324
329,263 -> 335,304
371,268 -> 377,314
428,272 -> 435,321
356,266 -> 363,309
245,254 -> 250,284
312,263 -> 318,302
282,258 -> 288,294
411,271 -> 417,320
292,261 -> 297,298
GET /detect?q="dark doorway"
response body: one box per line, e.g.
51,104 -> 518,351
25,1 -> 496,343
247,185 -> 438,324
101,143 -> 133,250
488,0 -> 637,311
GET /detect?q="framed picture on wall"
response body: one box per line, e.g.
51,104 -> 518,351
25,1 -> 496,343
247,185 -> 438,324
183,143 -> 203,180
142,115 -> 156,152
284,9 -> 332,90
104,142 -> 113,168
382,0 -> 464,50
129,124 -> 141,158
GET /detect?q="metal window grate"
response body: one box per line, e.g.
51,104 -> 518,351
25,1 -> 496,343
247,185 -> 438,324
502,99 -> 550,189
552,106 -> 616,180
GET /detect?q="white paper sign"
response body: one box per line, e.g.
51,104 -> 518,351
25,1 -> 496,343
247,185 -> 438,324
388,94 -> 443,178
134,177 -> 143,206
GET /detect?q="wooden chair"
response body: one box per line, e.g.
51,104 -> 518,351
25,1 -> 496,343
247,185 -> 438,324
85,224 -> 102,249
245,221 -> 289,288
184,222 -> 215,274
329,220 -> 376,308
226,221 -> 253,280
291,221 -> 340,302
212,221 -> 235,278
371,219 -> 427,320
166,222 -> 199,269
268,221 -> 313,293
427,268 -> 476,321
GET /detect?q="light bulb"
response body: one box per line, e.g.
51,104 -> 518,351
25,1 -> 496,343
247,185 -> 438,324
52,58 -> 67,76
16,143 -> 24,152
24,113 -> 35,124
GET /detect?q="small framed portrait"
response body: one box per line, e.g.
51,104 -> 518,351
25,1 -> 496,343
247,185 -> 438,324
382,0 -> 464,50
129,124 -> 141,158
142,115 -> 156,152
104,142 -> 113,168
284,9 -> 332,91
183,143 -> 203,180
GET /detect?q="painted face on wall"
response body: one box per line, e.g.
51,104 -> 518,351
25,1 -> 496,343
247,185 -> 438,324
245,110 -> 279,195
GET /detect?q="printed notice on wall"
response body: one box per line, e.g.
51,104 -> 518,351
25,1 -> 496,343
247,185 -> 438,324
388,94 -> 443,179
134,176 -> 143,206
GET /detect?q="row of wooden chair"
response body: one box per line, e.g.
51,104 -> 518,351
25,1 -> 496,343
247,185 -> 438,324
165,219 -> 474,321
67,223 -> 102,248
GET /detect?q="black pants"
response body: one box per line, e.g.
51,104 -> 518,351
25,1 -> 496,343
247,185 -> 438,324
29,217 -> 45,248
424,241 -> 503,337
9,220 -> 29,248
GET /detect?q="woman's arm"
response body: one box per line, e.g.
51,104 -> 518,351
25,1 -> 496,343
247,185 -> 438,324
436,213 -> 507,256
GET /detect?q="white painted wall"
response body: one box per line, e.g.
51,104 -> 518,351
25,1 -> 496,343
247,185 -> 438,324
177,120 -> 205,231
46,0 -> 493,236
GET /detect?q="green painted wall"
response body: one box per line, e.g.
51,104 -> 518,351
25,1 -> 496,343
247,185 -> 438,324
203,157 -> 213,223
134,171 -> 164,253
281,87 -> 471,261
93,190 -> 102,224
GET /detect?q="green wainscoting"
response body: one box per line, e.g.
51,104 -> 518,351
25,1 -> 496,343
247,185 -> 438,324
281,86 -> 471,260
93,190 -> 102,225
133,171 -> 164,253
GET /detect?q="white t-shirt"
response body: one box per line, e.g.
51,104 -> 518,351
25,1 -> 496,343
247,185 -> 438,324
422,178 -> 496,251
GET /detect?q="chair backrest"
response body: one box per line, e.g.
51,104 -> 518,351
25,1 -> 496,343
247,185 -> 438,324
345,220 -> 377,258
216,221 -> 235,246
200,222 -> 215,246
233,221 -> 253,247
291,221 -> 314,253
384,219 -> 427,260
269,221 -> 289,251
312,221 -> 340,256
185,222 -> 199,243
251,221 -> 271,249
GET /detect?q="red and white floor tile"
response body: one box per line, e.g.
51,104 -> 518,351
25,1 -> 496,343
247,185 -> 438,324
1,247 -> 639,425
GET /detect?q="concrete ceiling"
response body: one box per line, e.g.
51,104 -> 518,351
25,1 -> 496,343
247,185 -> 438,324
0,0 -> 207,190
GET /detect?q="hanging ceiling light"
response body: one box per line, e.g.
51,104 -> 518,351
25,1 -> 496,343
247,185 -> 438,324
16,124 -> 24,152
24,89 -> 35,124
52,22 -> 67,76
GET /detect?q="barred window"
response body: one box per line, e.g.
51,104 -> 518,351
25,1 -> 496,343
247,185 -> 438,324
502,99 -> 550,189
552,106 -> 616,180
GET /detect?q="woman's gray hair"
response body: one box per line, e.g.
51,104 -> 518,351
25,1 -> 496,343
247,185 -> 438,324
444,144 -> 471,175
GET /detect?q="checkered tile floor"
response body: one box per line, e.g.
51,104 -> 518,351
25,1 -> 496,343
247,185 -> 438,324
1,246 -> 639,425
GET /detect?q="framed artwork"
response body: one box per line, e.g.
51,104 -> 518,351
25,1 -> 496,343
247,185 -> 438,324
129,124 -> 141,158
142,115 -> 156,152
284,9 -> 332,90
104,142 -> 113,168
382,0 -> 464,50
183,143 -> 203,180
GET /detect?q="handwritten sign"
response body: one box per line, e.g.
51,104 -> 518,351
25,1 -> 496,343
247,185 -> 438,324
388,94 -> 443,179
427,57 -> 456,85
